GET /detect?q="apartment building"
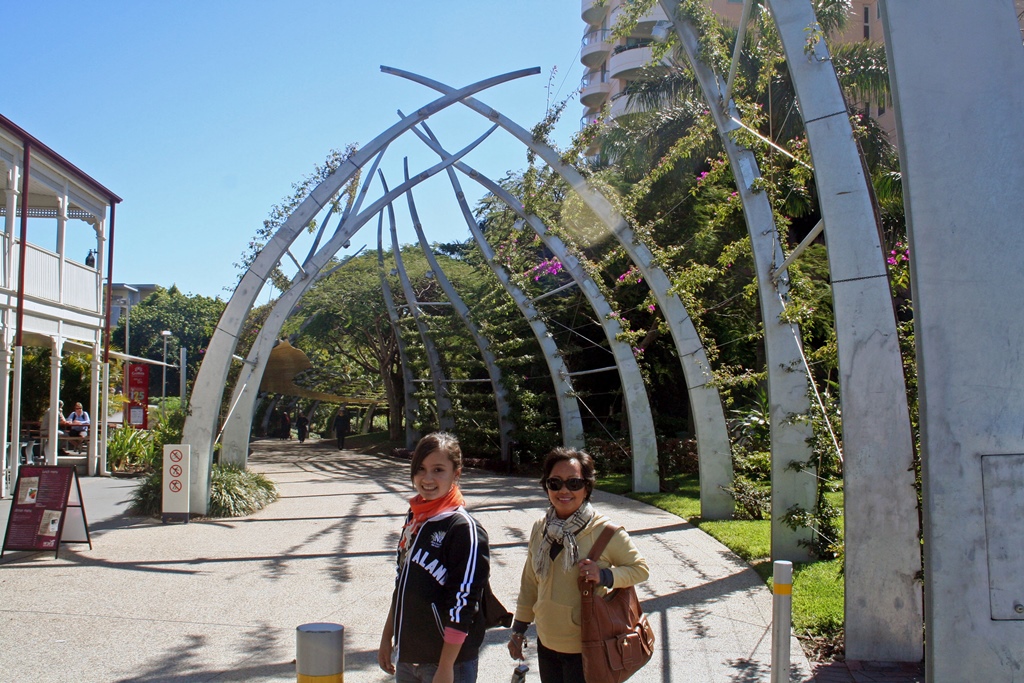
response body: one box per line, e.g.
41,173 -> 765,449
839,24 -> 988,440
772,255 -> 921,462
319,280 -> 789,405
581,1 -> 1024,137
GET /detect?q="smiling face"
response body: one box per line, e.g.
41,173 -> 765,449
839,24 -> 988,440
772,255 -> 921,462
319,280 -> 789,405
547,458 -> 587,519
412,449 -> 460,501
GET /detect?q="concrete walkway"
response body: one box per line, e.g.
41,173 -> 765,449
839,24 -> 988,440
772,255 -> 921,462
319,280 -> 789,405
0,440 -> 922,682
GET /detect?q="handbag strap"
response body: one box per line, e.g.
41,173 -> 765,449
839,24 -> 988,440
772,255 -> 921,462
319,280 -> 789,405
586,524 -> 620,562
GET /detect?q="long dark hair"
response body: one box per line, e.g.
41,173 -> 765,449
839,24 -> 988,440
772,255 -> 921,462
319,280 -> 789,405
410,432 -> 463,480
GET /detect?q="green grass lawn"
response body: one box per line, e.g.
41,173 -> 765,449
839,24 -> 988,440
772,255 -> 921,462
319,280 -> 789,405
597,470 -> 844,652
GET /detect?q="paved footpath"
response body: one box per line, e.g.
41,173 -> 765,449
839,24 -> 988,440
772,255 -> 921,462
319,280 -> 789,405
1,440 -> 922,682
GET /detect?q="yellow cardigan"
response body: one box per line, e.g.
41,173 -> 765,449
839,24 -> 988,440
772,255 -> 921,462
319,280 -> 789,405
514,511 -> 650,654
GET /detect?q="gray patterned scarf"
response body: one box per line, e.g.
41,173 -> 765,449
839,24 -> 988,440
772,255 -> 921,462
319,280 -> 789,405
532,501 -> 595,579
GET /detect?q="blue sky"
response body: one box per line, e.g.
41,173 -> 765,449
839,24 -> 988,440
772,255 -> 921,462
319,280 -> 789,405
4,1 -> 587,300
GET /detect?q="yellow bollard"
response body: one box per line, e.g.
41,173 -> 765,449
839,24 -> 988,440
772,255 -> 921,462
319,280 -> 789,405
296,622 -> 344,682
770,560 -> 793,683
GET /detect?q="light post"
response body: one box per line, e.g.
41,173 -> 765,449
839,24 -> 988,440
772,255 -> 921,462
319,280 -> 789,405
161,330 -> 172,415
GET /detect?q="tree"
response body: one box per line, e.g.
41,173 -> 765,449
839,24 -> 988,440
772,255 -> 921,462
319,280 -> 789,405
112,285 -> 225,398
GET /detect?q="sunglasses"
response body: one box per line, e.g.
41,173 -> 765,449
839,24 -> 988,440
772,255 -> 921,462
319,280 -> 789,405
545,477 -> 587,492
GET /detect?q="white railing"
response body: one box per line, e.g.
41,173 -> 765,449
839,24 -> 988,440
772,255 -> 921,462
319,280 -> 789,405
9,241 -> 101,314
64,260 -> 100,311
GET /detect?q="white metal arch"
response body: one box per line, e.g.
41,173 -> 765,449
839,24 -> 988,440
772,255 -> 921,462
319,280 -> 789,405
382,173 -> 454,433
659,0 -> 921,659
376,210 -> 421,450
215,130 -> 487,465
402,173 -> 514,461
386,66 -> 734,514
181,68 -> 529,512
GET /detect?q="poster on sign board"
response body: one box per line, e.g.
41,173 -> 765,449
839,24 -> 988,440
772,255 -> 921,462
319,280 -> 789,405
2,466 -> 92,558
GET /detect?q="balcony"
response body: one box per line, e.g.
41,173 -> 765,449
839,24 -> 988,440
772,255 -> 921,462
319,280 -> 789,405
633,3 -> 669,32
580,71 -> 612,108
581,29 -> 613,68
581,0 -> 609,25
9,239 -> 101,314
608,43 -> 664,81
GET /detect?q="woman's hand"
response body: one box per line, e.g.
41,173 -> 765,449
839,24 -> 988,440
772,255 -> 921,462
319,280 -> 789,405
377,636 -> 395,674
508,632 -> 527,660
431,665 -> 455,683
579,558 -> 600,583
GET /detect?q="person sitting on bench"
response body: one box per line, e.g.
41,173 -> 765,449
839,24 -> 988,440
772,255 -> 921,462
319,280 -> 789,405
66,402 -> 90,438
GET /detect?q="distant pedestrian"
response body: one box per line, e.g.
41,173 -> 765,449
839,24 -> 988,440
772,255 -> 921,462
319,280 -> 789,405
333,407 -> 351,450
280,412 -> 291,440
296,414 -> 309,443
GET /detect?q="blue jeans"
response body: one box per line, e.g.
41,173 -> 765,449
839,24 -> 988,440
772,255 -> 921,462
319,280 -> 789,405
396,659 -> 478,683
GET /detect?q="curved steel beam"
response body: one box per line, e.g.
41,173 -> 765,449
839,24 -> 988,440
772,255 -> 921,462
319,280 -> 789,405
405,131 -> 658,492
761,0 -> 921,660
193,115 -> 497,492
881,3 -> 1024,676
183,67 -> 539,513
413,120 -> 585,451
402,165 -> 514,461
377,210 -> 420,449
382,169 -> 453,432
601,21 -> 816,552
216,125 -> 489,464
384,66 -> 727,504
219,149 -> 389,464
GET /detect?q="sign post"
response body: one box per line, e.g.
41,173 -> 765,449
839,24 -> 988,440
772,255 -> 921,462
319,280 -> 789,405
126,363 -> 150,429
162,444 -> 190,524
2,465 -> 92,558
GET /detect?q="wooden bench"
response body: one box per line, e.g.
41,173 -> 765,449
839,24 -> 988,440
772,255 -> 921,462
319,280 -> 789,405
19,420 -> 88,462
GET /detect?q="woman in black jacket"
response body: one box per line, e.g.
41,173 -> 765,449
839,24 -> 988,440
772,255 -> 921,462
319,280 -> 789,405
378,432 -> 489,683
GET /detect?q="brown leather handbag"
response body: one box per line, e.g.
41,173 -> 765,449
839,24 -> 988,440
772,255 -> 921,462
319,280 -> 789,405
579,525 -> 655,683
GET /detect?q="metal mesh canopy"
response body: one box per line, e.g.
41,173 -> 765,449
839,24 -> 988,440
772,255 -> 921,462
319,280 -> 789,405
258,340 -> 376,405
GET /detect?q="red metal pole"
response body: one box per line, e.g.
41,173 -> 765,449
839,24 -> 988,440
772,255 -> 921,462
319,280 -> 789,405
14,142 -> 31,348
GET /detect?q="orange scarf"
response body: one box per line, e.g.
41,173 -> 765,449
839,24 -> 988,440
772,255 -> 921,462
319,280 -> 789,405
399,486 -> 465,554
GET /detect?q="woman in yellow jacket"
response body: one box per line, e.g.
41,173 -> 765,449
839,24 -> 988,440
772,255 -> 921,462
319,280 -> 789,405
507,447 -> 650,682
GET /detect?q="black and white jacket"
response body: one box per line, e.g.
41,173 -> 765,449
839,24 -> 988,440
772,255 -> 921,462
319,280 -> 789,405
390,507 -> 490,664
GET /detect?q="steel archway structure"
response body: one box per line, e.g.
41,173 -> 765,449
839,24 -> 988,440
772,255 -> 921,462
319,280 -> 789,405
181,68 -> 534,512
402,171 -> 514,461
377,209 -> 421,450
385,66 -> 735,517
197,68 -> 729,504
215,129 -> 490,467
658,0 -> 921,659
411,135 -> 659,491
879,2 -> 1024,679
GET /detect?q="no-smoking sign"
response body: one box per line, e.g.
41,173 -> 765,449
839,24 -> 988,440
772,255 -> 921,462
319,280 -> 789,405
162,444 -> 191,519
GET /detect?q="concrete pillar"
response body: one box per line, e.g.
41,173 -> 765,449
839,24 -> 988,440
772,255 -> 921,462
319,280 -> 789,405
880,1 -> 1024,679
88,351 -> 100,476
0,344 -> 11,498
56,195 -> 67,304
10,347 -> 24,487
46,337 -> 63,465
765,0 -> 922,661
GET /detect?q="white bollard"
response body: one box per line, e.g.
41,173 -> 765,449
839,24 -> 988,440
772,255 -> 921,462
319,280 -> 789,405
771,560 -> 793,683
296,622 -> 344,682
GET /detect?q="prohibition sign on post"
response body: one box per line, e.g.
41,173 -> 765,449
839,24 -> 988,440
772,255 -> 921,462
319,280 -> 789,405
162,444 -> 191,523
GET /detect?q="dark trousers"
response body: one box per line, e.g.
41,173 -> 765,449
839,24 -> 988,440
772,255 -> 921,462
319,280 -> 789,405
336,433 -> 346,449
537,639 -> 585,683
